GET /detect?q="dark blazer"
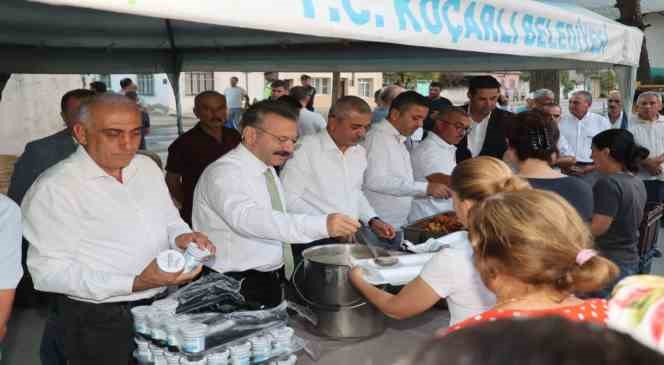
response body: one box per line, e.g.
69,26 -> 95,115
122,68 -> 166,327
456,106 -> 513,163
8,129 -> 77,205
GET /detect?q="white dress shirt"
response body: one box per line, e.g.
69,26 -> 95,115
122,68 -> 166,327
467,111 -> 491,157
609,111 -> 624,129
192,144 -> 328,273
223,86 -> 246,109
362,120 -> 427,228
559,112 -> 611,163
297,109 -> 327,137
408,133 -> 456,223
629,116 -> 664,181
0,194 -> 23,289
558,133 -> 574,157
281,130 -> 377,222
23,147 -> 191,304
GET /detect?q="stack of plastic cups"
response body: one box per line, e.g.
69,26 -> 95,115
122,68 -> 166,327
134,337 -> 152,363
151,344 -> 167,365
270,327 -> 294,355
164,351 -> 182,365
250,336 -> 271,362
183,243 -> 211,273
207,349 -> 230,365
157,249 -> 186,274
166,316 -> 190,350
181,356 -> 207,365
131,306 -> 152,335
149,312 -> 169,345
229,341 -> 252,365
180,323 -> 208,354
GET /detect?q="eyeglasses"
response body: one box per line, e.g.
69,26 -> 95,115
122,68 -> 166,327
253,126 -> 298,145
441,119 -> 471,134
550,114 -> 561,119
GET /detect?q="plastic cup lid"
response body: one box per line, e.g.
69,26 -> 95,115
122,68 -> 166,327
157,250 -> 185,273
181,323 -> 208,337
186,243 -> 211,259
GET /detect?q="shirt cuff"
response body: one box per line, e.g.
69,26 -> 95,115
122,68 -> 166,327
167,222 -> 192,250
413,181 -> 429,197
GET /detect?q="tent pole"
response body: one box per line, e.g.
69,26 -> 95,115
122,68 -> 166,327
165,19 -> 184,135
0,73 -> 11,102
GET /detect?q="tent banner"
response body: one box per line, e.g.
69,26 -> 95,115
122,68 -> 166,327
35,0 -> 643,66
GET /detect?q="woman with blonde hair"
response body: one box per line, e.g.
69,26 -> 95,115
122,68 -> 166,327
447,189 -> 619,333
349,157 -> 529,326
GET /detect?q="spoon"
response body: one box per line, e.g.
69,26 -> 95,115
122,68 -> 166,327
367,243 -> 399,267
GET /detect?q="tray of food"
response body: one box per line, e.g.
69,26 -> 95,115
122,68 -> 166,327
403,211 -> 464,244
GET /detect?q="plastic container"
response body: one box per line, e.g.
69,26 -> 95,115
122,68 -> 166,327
166,316 -> 190,348
207,350 -> 230,365
164,351 -> 182,365
131,306 -> 152,334
149,313 -> 170,343
230,341 -> 251,365
183,243 -> 211,273
153,298 -> 180,315
181,323 -> 208,353
270,327 -> 294,353
157,250 -> 186,273
181,357 -> 207,365
250,336 -> 271,362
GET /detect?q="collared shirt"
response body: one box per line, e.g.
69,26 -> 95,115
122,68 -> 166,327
467,111 -> 492,157
23,147 -> 191,304
192,144 -> 328,273
281,130 -> 377,223
362,120 -> 427,228
0,194 -> 22,289
629,115 -> 664,181
297,109 -> 327,137
558,134 -> 574,157
559,112 -> 611,163
608,111 -> 624,129
166,124 -> 241,225
408,133 -> 456,223
371,107 -> 389,124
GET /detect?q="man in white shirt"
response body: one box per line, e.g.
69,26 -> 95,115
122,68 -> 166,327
542,103 -> 576,170
409,107 -> 470,223
0,194 -> 22,350
193,100 -> 360,307
281,96 -> 396,261
22,94 -> 215,365
629,92 -> 664,204
363,91 -> 449,228
532,88 -> 555,110
223,76 -> 248,130
288,86 -> 326,137
606,90 -> 629,129
559,90 -> 611,182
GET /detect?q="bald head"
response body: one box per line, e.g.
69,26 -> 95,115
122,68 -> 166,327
380,85 -> 406,107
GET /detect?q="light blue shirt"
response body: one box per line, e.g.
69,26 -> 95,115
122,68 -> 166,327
0,194 -> 22,289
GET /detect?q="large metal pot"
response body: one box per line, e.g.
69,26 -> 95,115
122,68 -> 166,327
292,244 -> 386,338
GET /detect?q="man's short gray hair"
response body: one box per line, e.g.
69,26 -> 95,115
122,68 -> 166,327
533,89 -> 554,101
572,90 -> 593,104
77,93 -> 139,127
329,96 -> 371,121
637,91 -> 662,104
380,85 -> 405,105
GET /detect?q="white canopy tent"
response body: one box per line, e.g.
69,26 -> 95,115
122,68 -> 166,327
0,0 -> 644,131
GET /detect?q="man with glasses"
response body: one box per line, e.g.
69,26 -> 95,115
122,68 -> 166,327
606,91 -> 628,129
543,103 -> 576,170
192,101 -> 360,307
559,90 -> 610,182
409,107 -> 468,223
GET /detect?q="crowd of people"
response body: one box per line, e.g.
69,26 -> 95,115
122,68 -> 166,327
1,74 -> 664,364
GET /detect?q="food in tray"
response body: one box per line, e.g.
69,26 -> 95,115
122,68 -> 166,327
417,212 -> 464,235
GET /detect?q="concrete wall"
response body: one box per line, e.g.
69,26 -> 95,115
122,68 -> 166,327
0,74 -> 83,156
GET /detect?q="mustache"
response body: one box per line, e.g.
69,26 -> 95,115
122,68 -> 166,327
274,151 -> 291,157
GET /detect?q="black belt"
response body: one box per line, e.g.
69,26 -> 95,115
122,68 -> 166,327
62,295 -> 156,310
575,161 -> 595,166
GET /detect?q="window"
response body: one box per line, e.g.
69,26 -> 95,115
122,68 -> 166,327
98,74 -> 111,88
312,78 -> 330,95
358,78 -> 373,98
185,72 -> 215,96
137,74 -> 154,96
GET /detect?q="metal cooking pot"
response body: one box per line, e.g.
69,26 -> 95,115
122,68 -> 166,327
292,244 -> 386,338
